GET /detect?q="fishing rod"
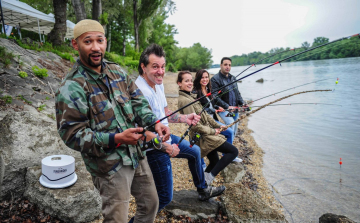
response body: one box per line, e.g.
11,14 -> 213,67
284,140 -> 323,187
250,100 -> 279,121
235,47 -> 298,78
223,89 -> 332,130
143,33 -> 360,132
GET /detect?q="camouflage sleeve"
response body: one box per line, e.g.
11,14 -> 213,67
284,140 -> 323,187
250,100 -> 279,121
126,75 -> 157,131
55,80 -> 115,157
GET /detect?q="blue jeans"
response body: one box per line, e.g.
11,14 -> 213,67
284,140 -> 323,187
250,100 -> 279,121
218,111 -> 239,136
146,134 -> 206,212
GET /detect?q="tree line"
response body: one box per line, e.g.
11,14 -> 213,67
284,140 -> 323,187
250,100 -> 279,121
16,0 -> 213,72
228,36 -> 360,67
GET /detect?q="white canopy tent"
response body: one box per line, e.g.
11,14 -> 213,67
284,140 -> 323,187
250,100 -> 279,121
0,0 -> 75,41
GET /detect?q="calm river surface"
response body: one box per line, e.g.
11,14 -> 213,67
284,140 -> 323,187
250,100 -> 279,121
208,57 -> 360,222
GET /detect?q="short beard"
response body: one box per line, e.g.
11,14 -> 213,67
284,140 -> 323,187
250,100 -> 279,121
87,53 -> 103,68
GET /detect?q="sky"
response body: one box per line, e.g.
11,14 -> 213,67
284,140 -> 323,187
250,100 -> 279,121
165,0 -> 360,64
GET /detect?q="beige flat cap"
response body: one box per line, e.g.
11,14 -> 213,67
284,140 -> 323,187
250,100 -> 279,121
73,19 -> 105,39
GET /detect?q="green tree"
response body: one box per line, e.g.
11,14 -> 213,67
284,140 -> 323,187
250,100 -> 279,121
132,0 -> 163,52
301,41 -> 310,49
174,43 -> 212,71
312,37 -> 329,47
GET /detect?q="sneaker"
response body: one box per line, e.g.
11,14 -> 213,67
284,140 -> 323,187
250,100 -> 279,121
198,185 -> 226,201
232,157 -> 243,163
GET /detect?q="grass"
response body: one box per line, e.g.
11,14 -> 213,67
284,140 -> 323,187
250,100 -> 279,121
16,95 -> 32,104
0,46 -> 15,68
47,113 -> 55,120
37,104 -> 46,111
1,33 -> 77,63
0,95 -> 12,104
32,66 -> 48,78
19,71 -> 28,78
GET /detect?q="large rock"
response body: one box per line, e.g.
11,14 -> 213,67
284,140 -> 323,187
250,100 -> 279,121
319,213 -> 356,223
0,111 -> 78,200
256,78 -> 264,83
221,183 -> 286,223
24,158 -> 102,223
165,190 -> 220,220
221,162 -> 246,183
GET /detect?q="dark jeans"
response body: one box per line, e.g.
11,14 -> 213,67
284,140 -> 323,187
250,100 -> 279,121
205,141 -> 238,177
146,134 -> 206,212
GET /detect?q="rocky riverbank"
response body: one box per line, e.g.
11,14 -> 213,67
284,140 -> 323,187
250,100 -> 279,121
0,37 -> 285,222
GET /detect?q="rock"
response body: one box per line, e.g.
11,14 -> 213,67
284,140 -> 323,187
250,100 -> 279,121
165,190 -> 220,219
24,159 -> 102,223
0,155 -> 4,198
221,162 -> 246,183
221,183 -> 286,223
319,213 -> 356,223
0,111 -> 79,201
256,78 -> 264,83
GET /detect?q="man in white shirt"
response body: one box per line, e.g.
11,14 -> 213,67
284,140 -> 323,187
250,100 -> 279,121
135,44 -> 226,213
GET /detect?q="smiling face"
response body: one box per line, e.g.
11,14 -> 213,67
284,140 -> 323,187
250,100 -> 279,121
72,31 -> 107,73
200,72 -> 210,88
220,59 -> 232,76
141,54 -> 166,88
178,73 -> 193,92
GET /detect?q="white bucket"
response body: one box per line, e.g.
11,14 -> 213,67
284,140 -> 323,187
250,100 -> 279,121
39,155 -> 78,189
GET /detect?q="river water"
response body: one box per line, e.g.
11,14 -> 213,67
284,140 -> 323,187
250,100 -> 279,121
208,57 -> 360,222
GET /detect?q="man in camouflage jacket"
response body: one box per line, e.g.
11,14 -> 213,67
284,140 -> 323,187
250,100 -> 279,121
55,19 -> 169,223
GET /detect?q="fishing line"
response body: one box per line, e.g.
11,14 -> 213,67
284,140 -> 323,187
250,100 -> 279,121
249,78 -> 335,104
223,89 -> 332,130
249,102 -> 341,108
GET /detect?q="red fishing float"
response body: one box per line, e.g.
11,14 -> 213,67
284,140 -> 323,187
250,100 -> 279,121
339,158 -> 343,166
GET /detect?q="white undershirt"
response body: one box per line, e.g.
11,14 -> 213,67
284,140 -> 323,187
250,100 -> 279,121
135,76 -> 172,146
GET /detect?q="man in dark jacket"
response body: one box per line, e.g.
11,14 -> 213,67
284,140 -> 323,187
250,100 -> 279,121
211,57 -> 248,137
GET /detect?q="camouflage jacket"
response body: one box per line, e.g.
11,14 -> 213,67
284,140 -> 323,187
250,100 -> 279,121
55,60 -> 157,177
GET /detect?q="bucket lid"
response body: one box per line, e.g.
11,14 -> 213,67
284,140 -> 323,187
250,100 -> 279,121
39,155 -> 78,189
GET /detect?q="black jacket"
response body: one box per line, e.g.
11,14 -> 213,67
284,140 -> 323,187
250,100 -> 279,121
210,71 -> 245,109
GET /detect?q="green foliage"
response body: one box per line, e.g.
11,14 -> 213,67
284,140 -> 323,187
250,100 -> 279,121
47,113 -> 56,120
38,104 -> 46,111
125,60 -> 139,69
0,46 -> 15,68
18,71 -> 28,78
231,36 -> 360,66
45,96 -> 50,100
166,62 -> 177,72
16,95 -> 32,104
173,43 -> 213,71
32,66 -> 48,78
99,12 -> 109,25
0,95 -> 12,104
104,52 -> 125,67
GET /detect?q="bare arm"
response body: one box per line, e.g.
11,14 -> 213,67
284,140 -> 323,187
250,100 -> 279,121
165,106 -> 188,123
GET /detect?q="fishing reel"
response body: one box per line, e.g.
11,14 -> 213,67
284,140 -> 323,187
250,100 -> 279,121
226,112 -> 236,117
189,133 -> 201,147
141,134 -> 163,151
226,108 -> 239,117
